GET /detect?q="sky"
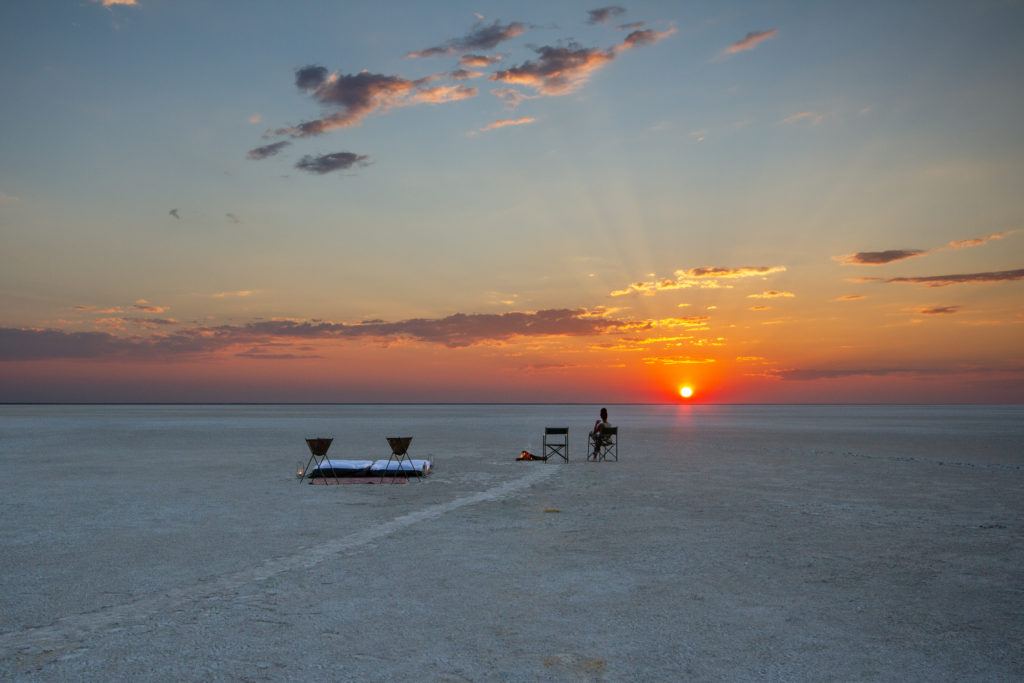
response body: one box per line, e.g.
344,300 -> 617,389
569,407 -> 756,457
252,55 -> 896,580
1,0 -> 1022,404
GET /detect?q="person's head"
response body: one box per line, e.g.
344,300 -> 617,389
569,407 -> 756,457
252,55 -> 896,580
600,408 -> 608,421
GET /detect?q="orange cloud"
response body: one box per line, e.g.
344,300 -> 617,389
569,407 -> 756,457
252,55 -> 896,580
946,230 -> 1018,250
460,54 -> 502,68
724,29 -> 778,55
479,117 -> 536,132
748,290 -> 794,299
611,265 -> 787,296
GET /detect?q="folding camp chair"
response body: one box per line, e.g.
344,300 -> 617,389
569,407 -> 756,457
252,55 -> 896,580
300,437 -> 335,483
381,436 -> 416,483
543,427 -> 569,463
587,427 -> 618,462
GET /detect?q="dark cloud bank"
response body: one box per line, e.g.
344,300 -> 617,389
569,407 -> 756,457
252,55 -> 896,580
0,309 -> 628,361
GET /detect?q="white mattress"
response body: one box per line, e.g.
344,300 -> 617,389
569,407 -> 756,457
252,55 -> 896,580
310,459 -> 430,474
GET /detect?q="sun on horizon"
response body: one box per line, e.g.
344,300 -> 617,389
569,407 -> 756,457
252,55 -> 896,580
680,386 -> 694,399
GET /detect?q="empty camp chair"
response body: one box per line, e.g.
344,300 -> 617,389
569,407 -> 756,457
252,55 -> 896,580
587,426 -> 618,462
543,427 -> 569,463
381,436 -> 416,483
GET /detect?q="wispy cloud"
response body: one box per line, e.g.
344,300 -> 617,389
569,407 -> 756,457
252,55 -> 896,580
295,151 -> 370,175
211,290 -> 255,298
93,0 -> 137,6
917,305 -> 961,315
836,230 -> 1018,265
853,269 -> 1024,288
835,294 -> 866,301
723,29 -> 778,55
748,290 -> 794,299
782,111 -> 823,125
246,140 -> 290,160
406,21 -> 527,58
587,6 -> 626,25
945,230 -> 1018,250
450,68 -> 483,80
490,87 -> 538,109
478,117 -> 536,132
133,300 -> 168,313
611,266 -> 787,296
835,249 -> 926,266
460,54 -> 502,68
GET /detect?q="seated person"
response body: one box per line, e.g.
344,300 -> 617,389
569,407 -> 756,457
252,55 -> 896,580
591,407 -> 612,459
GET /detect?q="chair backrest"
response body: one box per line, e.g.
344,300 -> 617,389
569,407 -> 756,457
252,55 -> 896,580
600,426 -> 618,437
545,427 -> 568,436
386,437 -> 412,455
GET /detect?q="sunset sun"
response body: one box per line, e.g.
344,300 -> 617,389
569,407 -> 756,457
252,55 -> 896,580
679,386 -> 694,399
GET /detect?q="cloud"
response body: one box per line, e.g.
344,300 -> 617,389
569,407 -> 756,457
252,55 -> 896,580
836,231 -> 1018,266
450,68 -> 483,80
856,269 -> 1024,288
777,367 -> 927,381
133,300 -> 168,313
0,309 -> 632,361
489,28 -> 674,97
275,69 -> 477,136
169,209 -> 180,219
782,111 -> 823,125
226,213 -> 240,224
611,266 -> 787,296
490,87 -> 537,108
835,294 -> 866,301
248,114 -> 262,124
946,230 -> 1018,250
479,117 -> 536,132
460,54 -> 502,68
490,44 -> 616,95
918,306 -> 961,315
749,305 -> 771,311
211,290 -> 255,298
723,29 -> 778,55
587,6 -> 626,25
93,0 -> 137,6
125,317 -> 179,327
747,290 -> 795,299
618,28 -> 675,50
295,152 -> 370,175
246,141 -> 291,160
835,249 -> 925,266
407,21 -> 527,58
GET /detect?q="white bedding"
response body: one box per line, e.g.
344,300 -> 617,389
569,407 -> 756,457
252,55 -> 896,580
310,459 -> 431,474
